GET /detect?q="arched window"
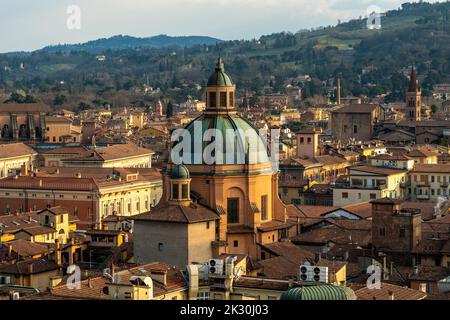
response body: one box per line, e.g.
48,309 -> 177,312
227,198 -> 239,223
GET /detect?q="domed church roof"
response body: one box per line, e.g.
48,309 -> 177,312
170,56 -> 272,167
171,164 -> 190,179
207,57 -> 234,87
173,113 -> 271,166
280,285 -> 356,301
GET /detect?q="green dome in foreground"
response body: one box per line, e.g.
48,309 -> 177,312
280,285 -> 356,301
171,164 -> 190,179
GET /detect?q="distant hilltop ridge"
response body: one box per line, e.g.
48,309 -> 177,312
39,34 -> 222,53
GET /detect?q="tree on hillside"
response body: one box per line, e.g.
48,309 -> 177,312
4,92 -> 39,103
53,94 -> 67,106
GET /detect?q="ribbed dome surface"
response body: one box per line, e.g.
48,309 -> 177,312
280,285 -> 357,300
172,114 -> 270,166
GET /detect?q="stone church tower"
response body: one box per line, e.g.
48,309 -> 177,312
406,66 -> 421,121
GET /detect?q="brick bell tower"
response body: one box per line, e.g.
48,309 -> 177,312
406,66 -> 421,121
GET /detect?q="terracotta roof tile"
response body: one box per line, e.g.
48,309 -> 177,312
41,146 -> 90,155
340,202 -> 372,219
412,164 -> 450,173
0,259 -> 58,275
350,165 -> 407,175
295,205 -> 339,219
0,176 -> 97,191
0,143 -> 36,159
50,276 -> 109,300
291,226 -> 371,246
332,104 -> 381,114
132,201 -> 219,224
412,238 -> 447,254
45,116 -> 72,123
0,103 -> 50,113
234,277 -> 290,291
354,282 -> 427,300
259,241 -> 315,264
63,143 -> 153,163
0,239 -> 49,258
409,266 -> 450,282
257,220 -> 294,232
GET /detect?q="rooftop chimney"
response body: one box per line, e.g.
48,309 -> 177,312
413,266 -> 419,276
388,291 -> 394,301
314,252 -> 321,263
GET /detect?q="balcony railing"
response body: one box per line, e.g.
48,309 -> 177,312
334,183 -> 387,190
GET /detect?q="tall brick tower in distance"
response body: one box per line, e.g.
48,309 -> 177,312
406,66 -> 421,121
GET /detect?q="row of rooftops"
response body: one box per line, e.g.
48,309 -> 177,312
0,142 -> 153,162
3,256 -> 429,301
0,206 -> 78,234
41,142 -> 154,162
0,167 -> 162,191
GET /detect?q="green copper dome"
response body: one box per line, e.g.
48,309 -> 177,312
171,164 -> 190,179
171,114 -> 271,166
280,285 -> 356,301
207,57 -> 234,87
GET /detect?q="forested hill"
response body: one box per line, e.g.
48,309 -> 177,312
1,1 -> 450,107
40,35 -> 222,53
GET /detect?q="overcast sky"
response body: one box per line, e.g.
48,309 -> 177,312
0,0 -> 440,53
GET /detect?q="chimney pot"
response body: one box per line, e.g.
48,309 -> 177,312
315,252 -> 321,263
388,291 -> 394,300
